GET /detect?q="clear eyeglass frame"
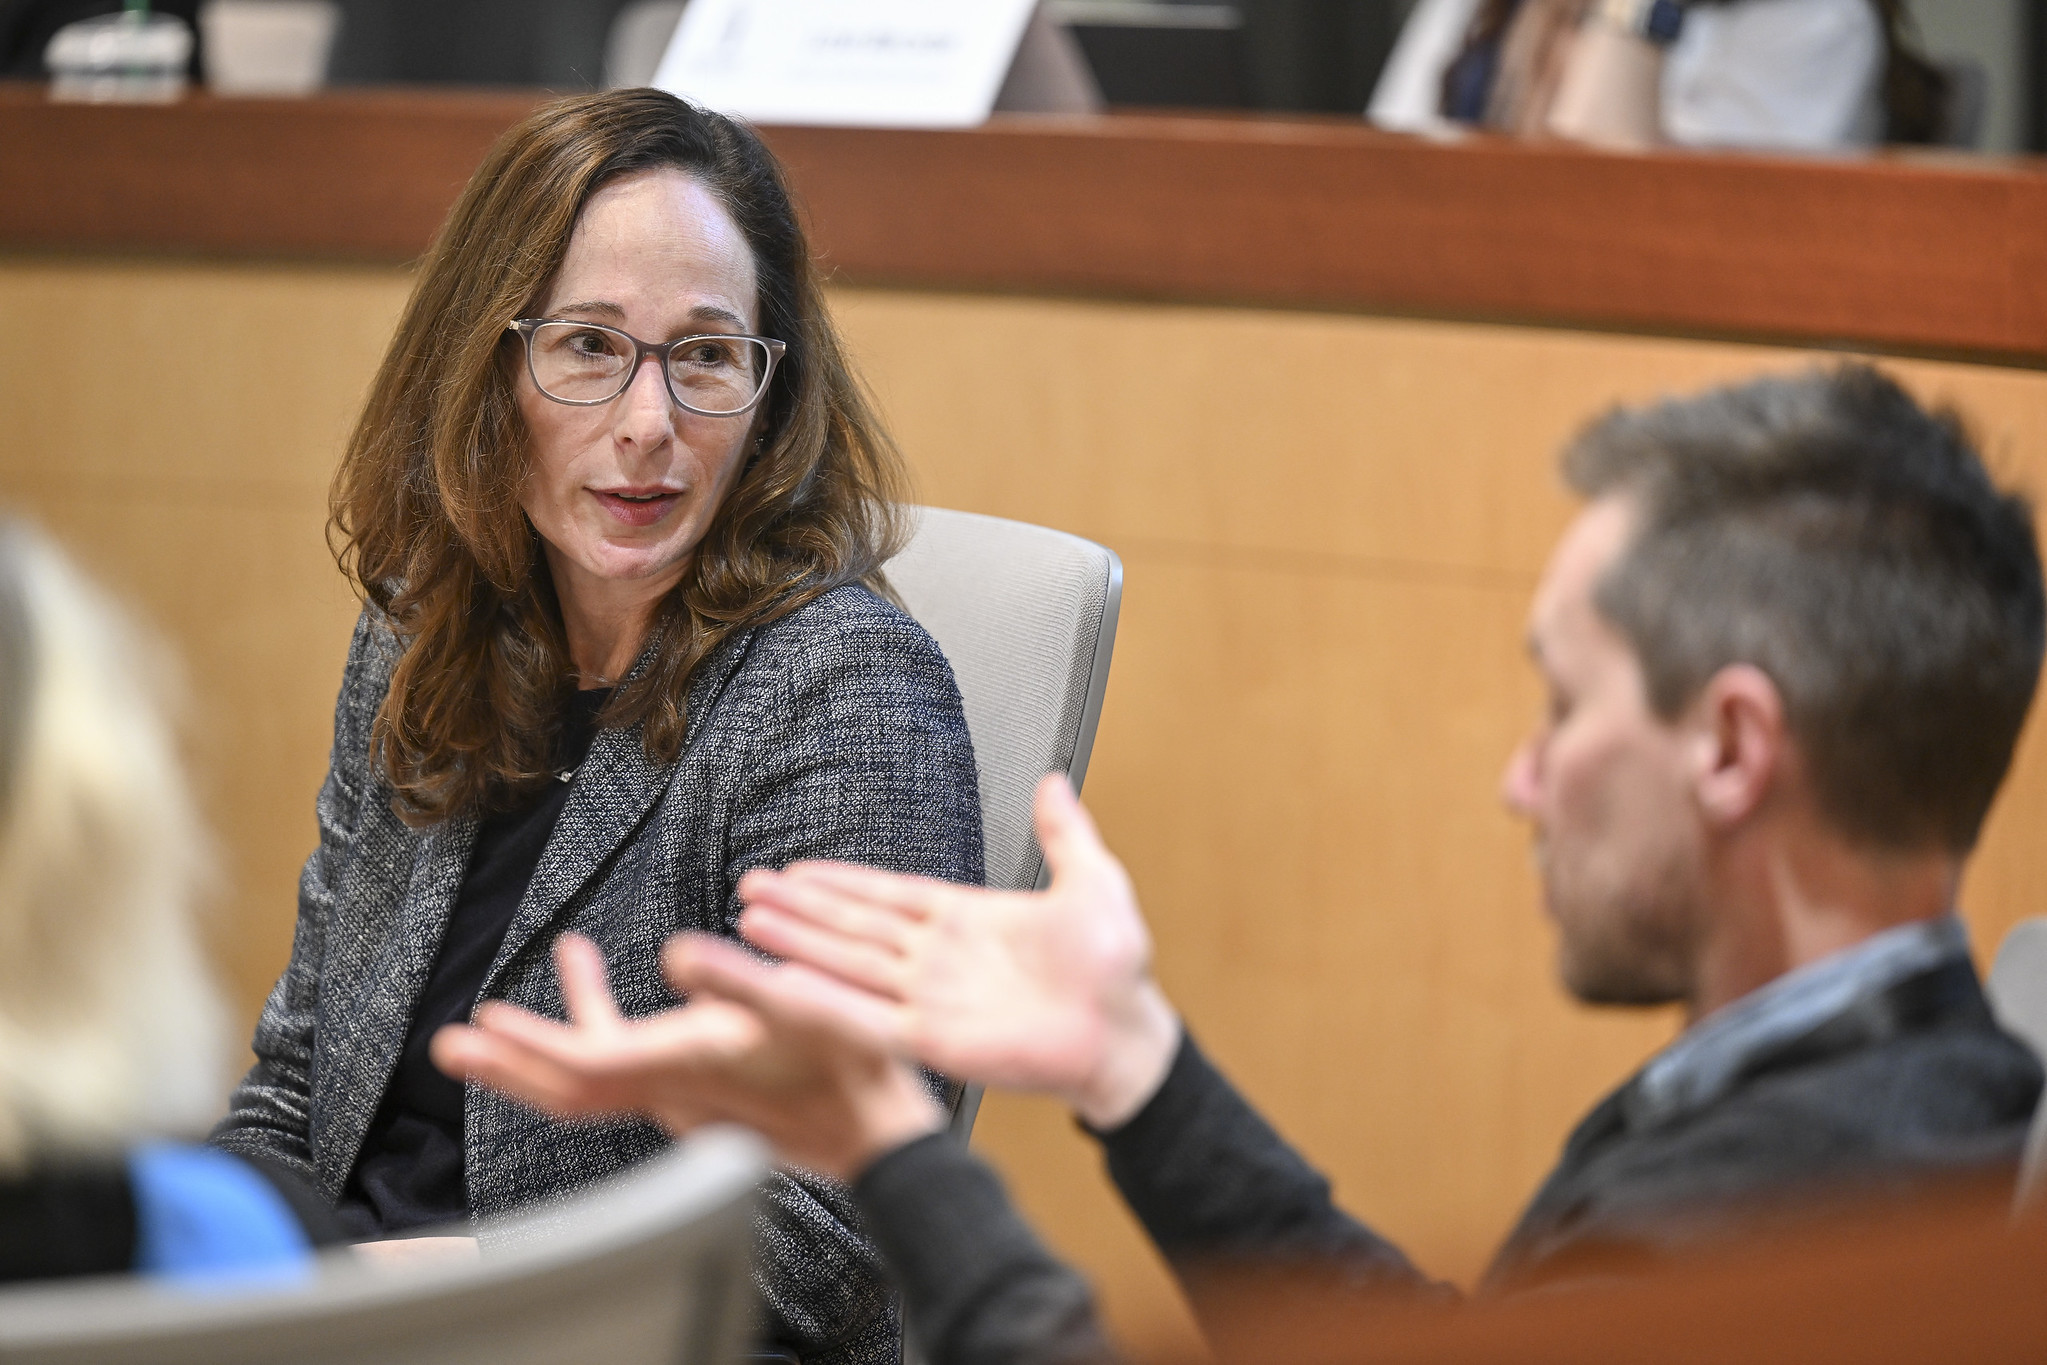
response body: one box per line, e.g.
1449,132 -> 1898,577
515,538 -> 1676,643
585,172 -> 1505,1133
506,318 -> 789,417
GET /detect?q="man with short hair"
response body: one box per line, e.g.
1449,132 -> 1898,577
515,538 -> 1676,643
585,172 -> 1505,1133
436,365 -> 2047,1365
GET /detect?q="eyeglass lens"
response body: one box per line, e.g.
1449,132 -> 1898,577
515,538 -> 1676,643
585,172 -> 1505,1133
527,322 -> 770,413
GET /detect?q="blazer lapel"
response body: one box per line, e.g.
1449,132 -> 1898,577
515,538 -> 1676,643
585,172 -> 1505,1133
479,626 -> 759,1000
479,723 -> 668,1000
314,810 -> 479,1192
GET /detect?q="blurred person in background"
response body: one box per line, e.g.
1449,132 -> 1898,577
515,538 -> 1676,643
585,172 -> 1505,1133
205,88 -> 981,1365
0,521 -> 343,1285
441,365 -> 2045,1364
1372,0 -> 1951,151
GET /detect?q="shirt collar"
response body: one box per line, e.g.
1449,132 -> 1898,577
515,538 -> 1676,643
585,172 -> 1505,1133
1627,914 -> 1971,1129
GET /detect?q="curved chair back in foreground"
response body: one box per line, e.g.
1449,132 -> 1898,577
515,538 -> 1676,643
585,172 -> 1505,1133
1990,917 -> 2047,1213
885,506 -> 1123,1135
0,1127 -> 768,1365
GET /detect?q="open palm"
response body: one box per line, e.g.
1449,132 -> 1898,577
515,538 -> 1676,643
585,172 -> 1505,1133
737,775 -> 1181,1126
431,934 -> 943,1178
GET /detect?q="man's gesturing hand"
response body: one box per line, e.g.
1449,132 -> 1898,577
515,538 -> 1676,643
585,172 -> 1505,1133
736,775 -> 1182,1129
430,934 -> 943,1180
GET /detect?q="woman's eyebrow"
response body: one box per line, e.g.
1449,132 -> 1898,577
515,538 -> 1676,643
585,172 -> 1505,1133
687,304 -> 750,331
548,301 -> 750,331
551,299 -> 627,320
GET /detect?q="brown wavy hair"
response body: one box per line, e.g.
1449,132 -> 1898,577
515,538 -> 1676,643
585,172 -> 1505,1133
331,89 -> 908,827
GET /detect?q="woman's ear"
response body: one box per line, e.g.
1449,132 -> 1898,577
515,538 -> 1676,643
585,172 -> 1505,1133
1689,664 -> 1788,830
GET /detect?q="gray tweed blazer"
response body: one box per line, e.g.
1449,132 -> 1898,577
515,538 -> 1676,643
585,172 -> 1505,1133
211,584 -> 984,1365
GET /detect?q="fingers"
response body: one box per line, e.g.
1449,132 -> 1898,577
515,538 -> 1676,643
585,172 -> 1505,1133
468,991 -> 757,1075
665,934 -> 906,1055
554,935 -> 625,1031
1039,773 -> 1105,871
440,997 -> 769,1134
467,998 -> 590,1056
430,1023 -> 617,1119
660,933 -> 772,997
429,1023 -> 491,1082
613,996 -> 771,1069
664,934 -> 836,1029
738,863 -> 1012,994
761,961 -> 913,1053
738,903 -> 910,998
742,861 -> 958,925
1033,773 -> 1110,883
662,938 -> 838,1044
737,873 -> 918,955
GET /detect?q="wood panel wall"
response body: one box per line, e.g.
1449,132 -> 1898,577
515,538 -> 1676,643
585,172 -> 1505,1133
4,258 -> 2046,1357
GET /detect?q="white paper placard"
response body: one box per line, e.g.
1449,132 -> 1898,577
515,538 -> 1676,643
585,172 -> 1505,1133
651,0 -> 1044,129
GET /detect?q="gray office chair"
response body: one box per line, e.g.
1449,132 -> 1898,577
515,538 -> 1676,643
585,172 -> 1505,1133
1987,917 -> 2047,1213
884,506 -> 1123,1139
0,1127 -> 768,1365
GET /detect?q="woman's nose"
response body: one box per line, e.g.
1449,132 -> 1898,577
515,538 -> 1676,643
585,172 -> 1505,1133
612,355 -> 674,445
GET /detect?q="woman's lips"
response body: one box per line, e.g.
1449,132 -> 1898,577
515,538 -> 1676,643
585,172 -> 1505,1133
592,489 -> 682,527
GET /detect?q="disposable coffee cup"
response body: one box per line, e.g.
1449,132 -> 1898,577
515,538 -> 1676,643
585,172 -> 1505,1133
199,0 -> 340,97
46,11 -> 194,103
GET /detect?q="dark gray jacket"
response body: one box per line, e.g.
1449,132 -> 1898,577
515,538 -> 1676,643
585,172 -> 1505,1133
852,955 -> 2041,1365
212,585 -> 984,1365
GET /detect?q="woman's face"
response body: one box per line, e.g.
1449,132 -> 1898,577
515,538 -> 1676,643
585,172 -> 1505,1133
515,168 -> 763,615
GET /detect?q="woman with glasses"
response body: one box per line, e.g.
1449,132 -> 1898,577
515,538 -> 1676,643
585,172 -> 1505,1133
209,89 -> 982,1365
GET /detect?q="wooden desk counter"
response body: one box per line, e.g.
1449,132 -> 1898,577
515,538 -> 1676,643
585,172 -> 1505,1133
6,85 -> 2047,358
6,90 -> 2047,1357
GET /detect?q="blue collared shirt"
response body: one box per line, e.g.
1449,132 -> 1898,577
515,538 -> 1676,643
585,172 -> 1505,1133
1626,915 -> 1973,1130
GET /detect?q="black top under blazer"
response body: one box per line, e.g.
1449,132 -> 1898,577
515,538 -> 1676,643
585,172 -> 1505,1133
211,584 -> 985,1365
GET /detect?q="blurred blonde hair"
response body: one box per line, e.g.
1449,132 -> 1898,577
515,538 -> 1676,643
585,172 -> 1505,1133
0,522 -> 226,1172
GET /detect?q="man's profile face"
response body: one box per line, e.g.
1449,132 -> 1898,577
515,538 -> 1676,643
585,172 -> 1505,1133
1500,496 -> 1703,1007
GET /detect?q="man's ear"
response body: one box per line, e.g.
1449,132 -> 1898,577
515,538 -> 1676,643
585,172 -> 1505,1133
1687,664 -> 1787,830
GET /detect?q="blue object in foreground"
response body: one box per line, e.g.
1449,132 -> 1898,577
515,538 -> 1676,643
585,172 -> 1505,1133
128,1143 -> 315,1287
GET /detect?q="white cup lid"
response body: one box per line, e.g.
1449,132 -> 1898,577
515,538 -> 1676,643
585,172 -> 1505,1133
46,13 -> 196,74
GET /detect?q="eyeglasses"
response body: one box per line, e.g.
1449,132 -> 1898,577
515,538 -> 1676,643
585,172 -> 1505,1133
507,319 -> 787,417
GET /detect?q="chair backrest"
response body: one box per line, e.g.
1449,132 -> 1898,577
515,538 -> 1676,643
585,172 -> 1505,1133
884,507 -> 1122,1140
885,506 -> 1122,897
0,1127 -> 768,1365
1987,918 -> 2047,1212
